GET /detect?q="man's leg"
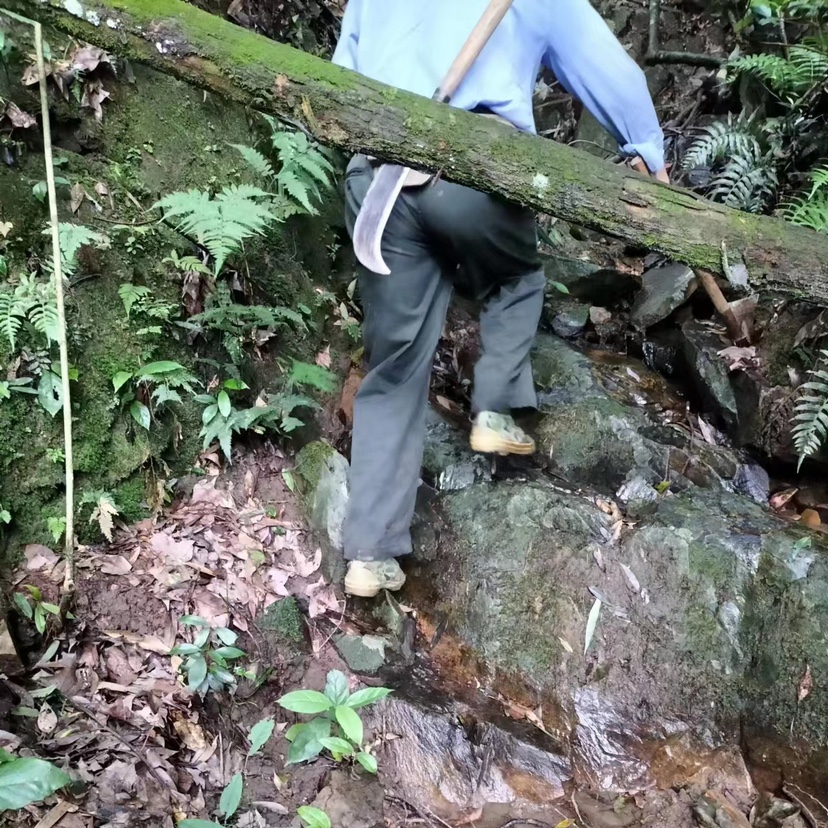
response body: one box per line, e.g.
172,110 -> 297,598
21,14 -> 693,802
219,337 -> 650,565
418,181 -> 545,452
342,158 -> 452,594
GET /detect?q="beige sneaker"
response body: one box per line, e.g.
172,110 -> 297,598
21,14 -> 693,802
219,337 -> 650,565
344,559 -> 406,598
470,411 -> 535,456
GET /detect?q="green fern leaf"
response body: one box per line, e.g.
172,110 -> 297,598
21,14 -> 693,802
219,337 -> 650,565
0,291 -> 25,351
119,283 -> 152,317
793,350 -> 828,468
682,115 -> 762,171
294,152 -> 333,188
287,360 -> 336,393
231,143 -> 275,180
279,169 -> 317,214
785,192 -> 828,233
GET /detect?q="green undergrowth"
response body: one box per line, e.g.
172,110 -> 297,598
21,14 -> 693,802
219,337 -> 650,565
0,39 -> 346,564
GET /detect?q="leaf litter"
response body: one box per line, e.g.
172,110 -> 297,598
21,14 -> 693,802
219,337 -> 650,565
2,447 -> 350,826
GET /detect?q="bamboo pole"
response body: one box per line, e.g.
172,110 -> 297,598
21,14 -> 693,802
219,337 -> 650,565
1,8 -> 75,599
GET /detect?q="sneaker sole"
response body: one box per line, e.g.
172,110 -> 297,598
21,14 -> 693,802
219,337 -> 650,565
470,428 -> 536,456
344,575 -> 406,598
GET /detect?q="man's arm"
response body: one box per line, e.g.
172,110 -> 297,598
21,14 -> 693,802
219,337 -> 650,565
542,0 -> 667,179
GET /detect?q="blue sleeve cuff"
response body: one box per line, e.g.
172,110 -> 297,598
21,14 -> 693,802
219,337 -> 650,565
619,140 -> 665,174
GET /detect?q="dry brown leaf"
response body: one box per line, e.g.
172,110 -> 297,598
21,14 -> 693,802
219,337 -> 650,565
25,544 -> 59,571
718,345 -> 758,372
37,703 -> 58,735
292,548 -> 321,579
150,533 -> 195,565
770,488 -> 798,511
173,716 -> 209,752
315,345 -> 332,368
558,637 -> 573,654
71,45 -> 111,73
339,367 -> 364,425
798,664 -> 813,701
69,183 -> 86,214
103,630 -> 170,655
5,101 -> 36,129
620,563 -> 641,593
100,555 -> 132,576
801,508 -> 821,528
80,79 -> 111,121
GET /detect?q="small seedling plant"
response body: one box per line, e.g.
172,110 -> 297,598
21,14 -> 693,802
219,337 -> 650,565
277,669 -> 391,772
13,585 -> 60,634
170,616 -> 252,695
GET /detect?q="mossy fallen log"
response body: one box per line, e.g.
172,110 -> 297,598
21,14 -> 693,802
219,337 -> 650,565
6,0 -> 828,305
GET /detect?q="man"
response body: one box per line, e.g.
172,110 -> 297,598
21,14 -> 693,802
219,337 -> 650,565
332,0 -> 668,598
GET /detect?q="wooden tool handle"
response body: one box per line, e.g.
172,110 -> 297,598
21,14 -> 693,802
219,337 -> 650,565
434,0 -> 515,103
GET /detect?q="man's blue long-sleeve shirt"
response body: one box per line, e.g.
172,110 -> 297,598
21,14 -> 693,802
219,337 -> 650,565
332,0 -> 665,173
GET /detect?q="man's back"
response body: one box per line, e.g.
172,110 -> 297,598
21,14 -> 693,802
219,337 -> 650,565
333,0 -> 665,173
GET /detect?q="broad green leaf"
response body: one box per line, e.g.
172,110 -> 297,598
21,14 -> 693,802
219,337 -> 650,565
282,469 -> 296,492
37,372 -> 62,417
356,751 -> 378,774
223,378 -> 248,390
278,689 -> 333,714
139,360 -> 187,375
202,403 -> 219,425
286,718 -> 330,764
40,602 -> 60,616
216,627 -> 238,646
319,736 -> 354,757
212,646 -> 245,660
584,598 -> 602,655
180,615 -> 209,627
187,655 -> 208,689
346,686 -> 393,709
193,628 -> 210,649
247,717 -> 276,756
171,643 -> 202,656
32,181 -> 47,202
129,400 -> 151,430
324,670 -> 350,706
112,371 -> 132,392
34,605 -> 46,634
0,757 -> 70,810
285,723 -> 303,742
13,593 -> 33,620
217,390 -> 232,417
179,821 -> 223,828
25,585 -> 42,601
247,719 -> 276,756
0,509 -> 10,524
298,806 -> 332,828
219,772 -> 243,819
335,705 -> 363,746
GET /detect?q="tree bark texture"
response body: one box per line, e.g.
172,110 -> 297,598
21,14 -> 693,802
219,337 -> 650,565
6,0 -> 828,305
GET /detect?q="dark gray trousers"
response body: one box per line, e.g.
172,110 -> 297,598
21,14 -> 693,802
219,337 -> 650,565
342,155 -> 545,562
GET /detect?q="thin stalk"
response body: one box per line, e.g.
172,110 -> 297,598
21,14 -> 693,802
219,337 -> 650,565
2,8 -> 75,597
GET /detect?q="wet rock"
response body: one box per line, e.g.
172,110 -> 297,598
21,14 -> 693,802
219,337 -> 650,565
551,303 -> 590,339
732,463 -> 769,504
590,306 -> 613,326
372,683 -> 571,818
410,482 -> 828,793
297,442 -> 349,551
0,620 -> 23,675
681,321 -> 739,431
532,335 -> 740,493
335,634 -> 388,675
752,796 -> 800,828
423,408 -> 491,491
616,473 -> 659,518
542,253 -> 638,306
630,263 -> 696,330
294,769 -> 384,828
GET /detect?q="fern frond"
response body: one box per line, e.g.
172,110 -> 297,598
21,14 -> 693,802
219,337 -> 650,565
287,359 -> 336,393
682,115 -> 762,170
793,350 -> 828,467
788,42 -> 828,88
807,165 -> 828,199
785,191 -> 828,232
153,186 -> 281,274
728,53 -> 799,92
708,155 -> 778,211
119,283 -> 152,317
56,223 -> 109,276
0,290 -> 24,351
231,143 -> 275,180
278,169 -> 317,214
